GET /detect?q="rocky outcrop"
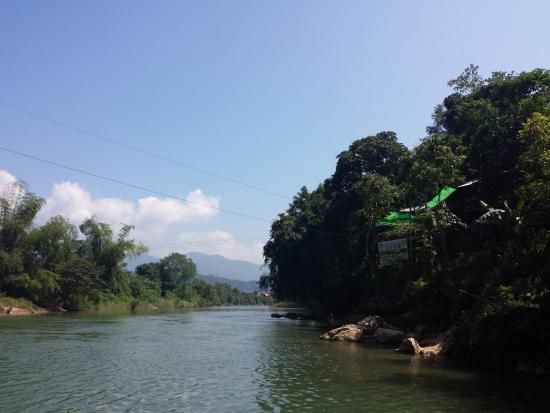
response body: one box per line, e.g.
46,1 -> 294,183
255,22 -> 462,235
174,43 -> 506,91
395,337 -> 444,357
357,315 -> 382,335
320,324 -> 364,342
1,306 -> 49,316
271,312 -> 317,320
320,316 -> 405,344
396,338 -> 423,355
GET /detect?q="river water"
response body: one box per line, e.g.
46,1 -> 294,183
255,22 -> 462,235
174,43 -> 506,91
0,306 -> 547,412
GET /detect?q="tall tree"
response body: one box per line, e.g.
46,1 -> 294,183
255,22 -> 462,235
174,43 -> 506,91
158,253 -> 196,294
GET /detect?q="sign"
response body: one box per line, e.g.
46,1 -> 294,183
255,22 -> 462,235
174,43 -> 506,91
378,238 -> 408,267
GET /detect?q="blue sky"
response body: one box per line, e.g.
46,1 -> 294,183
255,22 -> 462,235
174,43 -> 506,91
1,0 -> 549,263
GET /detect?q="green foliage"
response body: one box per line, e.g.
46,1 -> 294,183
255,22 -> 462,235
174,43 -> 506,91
0,182 -> 44,252
158,253 -> 197,293
131,274 -> 161,303
330,131 -> 411,193
262,66 -> 550,372
3,270 -> 60,306
79,218 -> 148,288
55,257 -> 102,310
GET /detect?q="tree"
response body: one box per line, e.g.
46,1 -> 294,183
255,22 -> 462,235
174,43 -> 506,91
136,262 -> 161,282
409,134 -> 465,203
447,64 -> 482,93
78,218 -> 147,287
158,253 -> 196,294
0,182 -> 43,253
0,183 -> 44,292
330,131 -> 411,193
437,68 -> 550,199
518,112 -> 550,208
55,256 -> 102,310
23,216 -> 78,272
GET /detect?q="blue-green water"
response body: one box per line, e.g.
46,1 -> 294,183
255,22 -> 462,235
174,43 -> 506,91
0,306 -> 547,412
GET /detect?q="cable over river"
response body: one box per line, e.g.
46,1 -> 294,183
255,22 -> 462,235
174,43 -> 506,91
0,306 -> 547,412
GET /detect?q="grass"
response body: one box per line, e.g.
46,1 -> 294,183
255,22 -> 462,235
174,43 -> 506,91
0,293 -> 42,311
92,295 -> 198,314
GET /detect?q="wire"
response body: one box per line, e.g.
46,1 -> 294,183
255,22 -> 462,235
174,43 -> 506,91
0,146 -> 272,223
0,101 -> 291,200
149,237 -> 262,248
0,146 -> 342,236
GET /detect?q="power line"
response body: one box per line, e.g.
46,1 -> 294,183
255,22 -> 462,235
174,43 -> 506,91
0,146 -> 272,223
0,101 -> 291,200
148,237 -> 262,248
149,236 -> 261,247
0,146 -> 342,237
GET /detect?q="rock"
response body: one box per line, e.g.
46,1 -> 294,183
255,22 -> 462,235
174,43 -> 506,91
271,312 -> 317,320
396,338 -> 422,355
357,315 -> 382,335
320,324 -> 364,342
7,307 -> 32,316
395,338 -> 445,357
374,328 -> 405,344
419,343 -> 443,357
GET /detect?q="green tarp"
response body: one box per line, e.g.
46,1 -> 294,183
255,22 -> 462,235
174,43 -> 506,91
376,186 -> 456,227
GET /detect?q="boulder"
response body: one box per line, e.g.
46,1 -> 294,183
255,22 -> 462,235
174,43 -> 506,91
420,343 -> 444,357
320,324 -> 364,342
396,338 -> 422,355
357,315 -> 382,335
7,307 -> 32,316
374,328 -> 405,344
395,338 -> 445,357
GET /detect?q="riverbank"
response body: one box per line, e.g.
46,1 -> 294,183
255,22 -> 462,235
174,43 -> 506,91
0,296 -> 50,316
0,294 -> 270,316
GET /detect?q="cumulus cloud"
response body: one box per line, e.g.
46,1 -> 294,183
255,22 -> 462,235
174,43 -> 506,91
36,181 -> 220,229
0,170 -> 25,205
149,230 -> 265,264
0,170 -> 17,189
1,169 -> 265,264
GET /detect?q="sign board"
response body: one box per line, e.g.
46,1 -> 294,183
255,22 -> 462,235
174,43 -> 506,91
378,238 -> 408,267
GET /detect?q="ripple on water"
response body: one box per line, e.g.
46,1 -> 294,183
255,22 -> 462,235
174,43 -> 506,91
0,308 -> 548,413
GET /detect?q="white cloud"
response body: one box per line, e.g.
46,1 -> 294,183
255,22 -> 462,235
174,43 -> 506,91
0,170 -> 17,189
0,170 -> 24,205
2,169 -> 265,264
148,230 -> 265,264
36,181 -> 220,230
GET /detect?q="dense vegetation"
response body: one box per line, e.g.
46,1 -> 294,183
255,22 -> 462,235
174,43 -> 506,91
261,66 -> 550,370
0,188 -> 266,310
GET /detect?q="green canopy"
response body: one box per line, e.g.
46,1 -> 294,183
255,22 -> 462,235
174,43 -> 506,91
376,186 -> 456,227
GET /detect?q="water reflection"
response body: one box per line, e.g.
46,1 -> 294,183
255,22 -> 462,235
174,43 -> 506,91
0,307 -> 548,413
254,317 -> 548,413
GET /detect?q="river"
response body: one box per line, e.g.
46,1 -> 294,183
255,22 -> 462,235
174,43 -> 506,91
0,306 -> 547,412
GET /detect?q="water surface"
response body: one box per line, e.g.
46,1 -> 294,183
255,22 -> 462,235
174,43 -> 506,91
0,306 -> 547,412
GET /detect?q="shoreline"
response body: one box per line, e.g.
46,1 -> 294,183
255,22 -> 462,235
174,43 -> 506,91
1,306 -> 50,316
0,298 -> 271,317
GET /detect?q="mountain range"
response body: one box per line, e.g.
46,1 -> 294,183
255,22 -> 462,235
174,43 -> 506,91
125,251 -> 263,293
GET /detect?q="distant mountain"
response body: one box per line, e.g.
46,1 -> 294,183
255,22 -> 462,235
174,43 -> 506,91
125,254 -> 159,271
197,274 -> 259,293
185,252 -> 262,282
126,251 -> 262,283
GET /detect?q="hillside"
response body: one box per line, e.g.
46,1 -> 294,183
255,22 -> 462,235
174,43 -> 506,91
196,274 -> 259,293
125,252 -> 262,292
185,252 -> 262,282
